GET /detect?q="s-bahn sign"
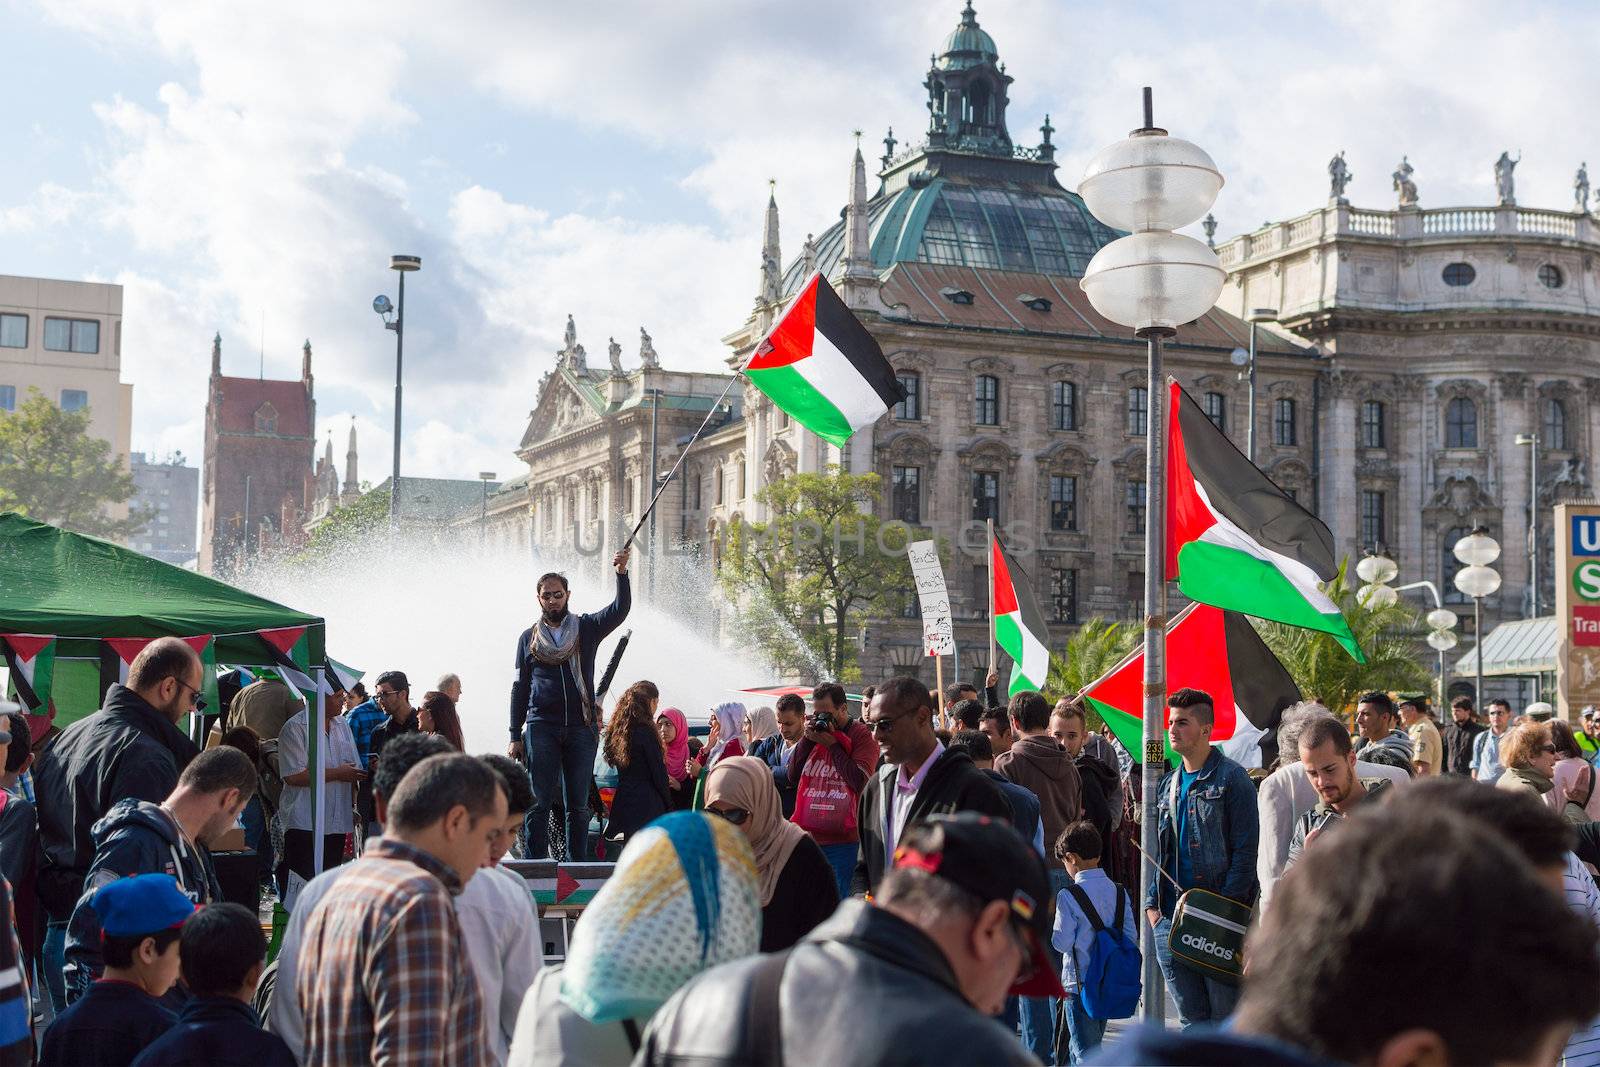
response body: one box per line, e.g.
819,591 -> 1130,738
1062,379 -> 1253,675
1556,505 -> 1600,717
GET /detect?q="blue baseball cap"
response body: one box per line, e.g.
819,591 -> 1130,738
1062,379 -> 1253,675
90,874 -> 195,938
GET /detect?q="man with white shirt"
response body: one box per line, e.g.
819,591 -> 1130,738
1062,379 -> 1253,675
460,754 -> 542,1064
1256,702 -> 1409,911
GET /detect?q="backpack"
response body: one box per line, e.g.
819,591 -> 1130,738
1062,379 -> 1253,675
1065,882 -> 1141,1020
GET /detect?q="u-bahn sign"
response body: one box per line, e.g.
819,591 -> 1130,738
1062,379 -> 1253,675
1556,504 -> 1600,719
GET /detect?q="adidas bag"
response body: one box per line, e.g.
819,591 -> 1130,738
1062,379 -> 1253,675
1065,882 -> 1141,1020
1168,887 -> 1250,985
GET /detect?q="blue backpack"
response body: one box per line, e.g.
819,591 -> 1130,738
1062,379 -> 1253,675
1065,882 -> 1141,1020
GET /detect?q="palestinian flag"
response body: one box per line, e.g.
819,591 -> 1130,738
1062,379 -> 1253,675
1083,603 -> 1301,769
992,529 -> 1052,697
0,635 -> 55,711
1166,380 -> 1364,662
745,273 -> 904,447
259,626 -> 316,696
100,636 -> 216,711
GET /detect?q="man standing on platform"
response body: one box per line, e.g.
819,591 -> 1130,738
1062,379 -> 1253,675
1441,696 -> 1485,777
508,548 -> 631,861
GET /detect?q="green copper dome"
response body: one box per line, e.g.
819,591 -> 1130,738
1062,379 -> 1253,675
937,3 -> 998,70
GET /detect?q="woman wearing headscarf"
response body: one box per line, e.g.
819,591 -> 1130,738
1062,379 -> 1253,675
704,756 -> 838,952
656,707 -> 695,811
603,681 -> 670,842
743,706 -> 778,754
506,811 -> 761,1066
690,702 -> 748,810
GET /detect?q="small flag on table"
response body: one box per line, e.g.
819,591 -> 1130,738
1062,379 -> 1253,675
1166,380 -> 1364,662
992,530 -> 1053,698
1083,603 -> 1301,768
745,273 -> 905,446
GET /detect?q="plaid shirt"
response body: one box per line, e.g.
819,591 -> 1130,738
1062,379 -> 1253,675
295,838 -> 488,1067
345,699 -> 384,766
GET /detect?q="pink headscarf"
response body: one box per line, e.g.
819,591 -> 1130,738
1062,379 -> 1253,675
658,707 -> 691,784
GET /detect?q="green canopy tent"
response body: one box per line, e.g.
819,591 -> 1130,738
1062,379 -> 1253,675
0,512 -> 325,728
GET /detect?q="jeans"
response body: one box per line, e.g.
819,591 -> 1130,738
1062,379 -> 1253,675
1018,994 -> 1054,1063
818,842 -> 857,899
41,920 -> 65,1013
1152,915 -> 1241,1028
525,718 -> 600,861
1054,993 -> 1105,1064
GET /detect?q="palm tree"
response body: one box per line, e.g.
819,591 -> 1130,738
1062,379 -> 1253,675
1253,562 -> 1432,716
1048,617 -> 1140,704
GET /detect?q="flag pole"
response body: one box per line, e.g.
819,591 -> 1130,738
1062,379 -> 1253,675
986,519 -> 997,683
625,370 -> 744,549
934,652 -> 946,730
1138,333 -> 1173,1027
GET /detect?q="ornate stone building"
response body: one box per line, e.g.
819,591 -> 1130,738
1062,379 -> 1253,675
492,4 -> 1316,684
1217,159 -> 1600,644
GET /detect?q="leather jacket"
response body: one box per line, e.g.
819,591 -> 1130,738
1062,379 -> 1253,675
636,898 -> 1035,1066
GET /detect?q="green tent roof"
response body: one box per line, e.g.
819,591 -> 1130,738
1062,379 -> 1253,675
0,512 -> 324,664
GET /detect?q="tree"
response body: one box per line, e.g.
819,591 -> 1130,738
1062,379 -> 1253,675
1047,617 -> 1140,697
286,483 -> 387,565
1253,562 -> 1432,715
0,389 -> 147,540
718,466 -> 915,681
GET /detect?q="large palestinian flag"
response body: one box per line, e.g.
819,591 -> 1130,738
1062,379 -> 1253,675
1166,380 -> 1364,662
992,529 -> 1052,698
1083,603 -> 1301,768
745,273 -> 904,447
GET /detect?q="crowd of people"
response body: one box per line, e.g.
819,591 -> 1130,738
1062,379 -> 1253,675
0,541 -> 1596,1065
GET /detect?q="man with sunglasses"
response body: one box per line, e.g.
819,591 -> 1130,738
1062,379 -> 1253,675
36,637 -> 205,959
855,676 -> 1010,895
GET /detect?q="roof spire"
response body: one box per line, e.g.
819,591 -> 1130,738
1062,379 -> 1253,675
758,180 -> 782,307
344,417 -> 358,494
301,338 -> 313,383
841,136 -> 875,284
211,331 -> 221,376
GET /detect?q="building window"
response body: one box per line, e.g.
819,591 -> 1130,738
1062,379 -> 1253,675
1445,396 -> 1478,448
1051,568 -> 1079,623
1544,397 -> 1569,450
1126,480 -> 1146,534
1360,490 -> 1386,549
892,465 -> 922,525
1048,475 -> 1077,531
1361,399 -> 1385,449
974,375 -> 999,426
60,390 -> 88,412
971,470 -> 1000,522
623,478 -> 634,514
43,317 -> 99,354
0,387 -> 13,413
1443,525 -> 1470,604
1126,386 -> 1148,435
778,410 -> 790,429
715,465 -> 725,506
1442,262 -> 1476,287
0,314 -> 25,349
738,460 -> 747,499
1538,263 -> 1565,289
1051,381 -> 1077,430
1203,391 -> 1226,431
895,373 -> 921,421
1273,397 -> 1298,446
691,472 -> 702,511
971,565 -> 987,617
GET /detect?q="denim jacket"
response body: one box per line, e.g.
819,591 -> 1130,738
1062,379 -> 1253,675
1145,748 -> 1260,916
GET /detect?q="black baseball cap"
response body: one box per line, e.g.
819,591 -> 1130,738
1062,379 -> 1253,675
892,813 -> 1067,999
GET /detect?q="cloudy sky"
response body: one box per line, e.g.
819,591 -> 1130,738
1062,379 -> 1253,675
4,0 -> 1597,487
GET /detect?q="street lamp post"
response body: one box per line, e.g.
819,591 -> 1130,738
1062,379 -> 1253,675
1515,432 -> 1540,617
1453,526 -> 1502,709
1246,308 -> 1277,464
646,388 -> 661,597
373,254 -> 421,530
479,471 -> 497,548
1078,87 -> 1225,1027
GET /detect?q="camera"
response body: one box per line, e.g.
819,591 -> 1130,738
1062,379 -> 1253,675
809,712 -> 834,733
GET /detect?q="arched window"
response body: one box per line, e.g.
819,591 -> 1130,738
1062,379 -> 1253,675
1544,397 -> 1569,451
1051,381 -> 1076,430
715,465 -> 725,506
974,375 -> 999,426
738,459 -> 747,499
1443,525 -> 1470,604
1445,397 -> 1478,449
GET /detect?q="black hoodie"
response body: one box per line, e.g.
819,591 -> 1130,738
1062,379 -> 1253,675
63,798 -> 219,1001
34,684 -> 199,916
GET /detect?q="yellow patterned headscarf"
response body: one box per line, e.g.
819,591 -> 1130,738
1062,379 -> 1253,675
559,811 -> 760,1022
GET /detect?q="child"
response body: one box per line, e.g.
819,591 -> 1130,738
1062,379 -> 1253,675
40,874 -> 190,1067
129,902 -> 294,1066
1050,820 -> 1138,1065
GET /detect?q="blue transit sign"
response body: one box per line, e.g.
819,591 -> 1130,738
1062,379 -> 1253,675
1574,515 -> 1600,557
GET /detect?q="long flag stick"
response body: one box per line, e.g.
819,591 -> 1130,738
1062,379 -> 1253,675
595,629 -> 632,704
987,518 -> 997,680
625,371 -> 744,548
